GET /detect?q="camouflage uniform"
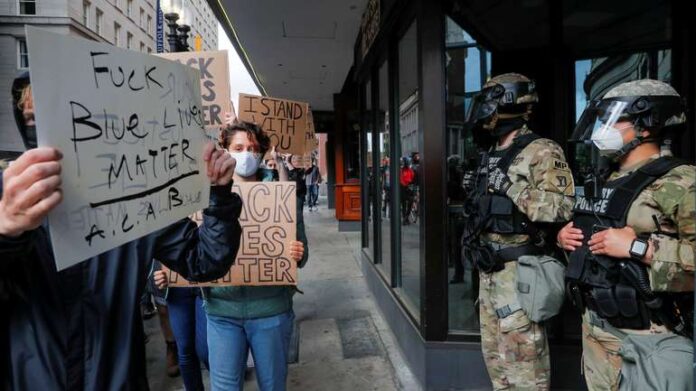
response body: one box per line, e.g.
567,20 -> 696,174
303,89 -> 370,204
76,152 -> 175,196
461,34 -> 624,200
479,126 -> 575,390
580,158 -> 695,391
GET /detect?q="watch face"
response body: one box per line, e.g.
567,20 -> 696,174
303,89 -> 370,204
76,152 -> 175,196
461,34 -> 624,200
631,240 -> 648,255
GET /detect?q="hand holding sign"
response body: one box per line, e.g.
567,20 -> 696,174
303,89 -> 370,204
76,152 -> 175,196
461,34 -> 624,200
0,148 -> 64,237
203,142 -> 236,185
154,270 -> 168,289
289,240 -> 304,263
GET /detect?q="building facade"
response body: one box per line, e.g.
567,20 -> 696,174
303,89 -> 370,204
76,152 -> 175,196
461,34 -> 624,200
160,0 -> 217,51
204,0 -> 695,387
0,0 -> 157,156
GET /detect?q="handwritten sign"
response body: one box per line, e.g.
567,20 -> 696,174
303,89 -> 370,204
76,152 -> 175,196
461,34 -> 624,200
158,50 -> 231,136
163,182 -> 297,286
238,93 -> 308,155
27,27 -> 210,270
305,108 -> 319,154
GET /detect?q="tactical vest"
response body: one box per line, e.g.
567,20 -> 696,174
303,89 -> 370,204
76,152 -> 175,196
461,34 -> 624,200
566,156 -> 690,331
475,133 -> 540,236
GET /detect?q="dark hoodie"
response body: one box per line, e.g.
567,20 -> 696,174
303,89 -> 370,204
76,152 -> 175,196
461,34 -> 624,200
1,72 -> 244,391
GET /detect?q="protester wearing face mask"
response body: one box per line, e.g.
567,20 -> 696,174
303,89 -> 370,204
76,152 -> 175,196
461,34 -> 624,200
558,79 -> 694,390
201,121 -> 308,391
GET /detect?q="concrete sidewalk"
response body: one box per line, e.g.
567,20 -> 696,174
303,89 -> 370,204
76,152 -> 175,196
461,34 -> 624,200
145,198 -> 420,390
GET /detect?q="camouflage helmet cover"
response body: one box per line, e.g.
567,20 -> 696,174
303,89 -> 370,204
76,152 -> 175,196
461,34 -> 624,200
483,72 -> 539,105
602,79 -> 686,129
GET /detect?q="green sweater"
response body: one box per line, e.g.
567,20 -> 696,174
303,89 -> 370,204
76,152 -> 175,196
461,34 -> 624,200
205,172 -> 309,319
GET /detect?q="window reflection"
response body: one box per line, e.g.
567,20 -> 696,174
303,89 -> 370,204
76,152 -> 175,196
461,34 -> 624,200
445,16 -> 491,333
396,21 -> 421,317
365,79 -> 375,256
377,61 -> 392,279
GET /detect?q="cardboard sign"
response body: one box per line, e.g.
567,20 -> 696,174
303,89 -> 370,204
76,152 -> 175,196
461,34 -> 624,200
163,182 -> 297,286
27,27 -> 210,270
305,108 -> 319,154
158,50 -> 231,137
238,93 -> 308,155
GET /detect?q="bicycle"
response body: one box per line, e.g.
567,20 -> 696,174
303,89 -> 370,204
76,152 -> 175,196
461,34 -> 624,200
407,185 -> 419,224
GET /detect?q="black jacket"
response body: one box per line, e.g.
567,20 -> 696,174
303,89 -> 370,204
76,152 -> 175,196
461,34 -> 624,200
3,65 -> 243,391
0,181 -> 242,391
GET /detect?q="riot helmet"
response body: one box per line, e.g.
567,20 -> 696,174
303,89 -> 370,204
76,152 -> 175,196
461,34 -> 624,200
571,79 -> 686,161
464,73 -> 538,138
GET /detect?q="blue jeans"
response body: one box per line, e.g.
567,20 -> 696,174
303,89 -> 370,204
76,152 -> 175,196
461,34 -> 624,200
207,311 -> 295,391
167,288 -> 209,391
307,184 -> 319,207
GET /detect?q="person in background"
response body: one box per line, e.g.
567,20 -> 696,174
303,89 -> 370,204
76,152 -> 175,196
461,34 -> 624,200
153,262 -> 209,390
285,154 -> 307,210
399,156 -> 415,225
263,158 -> 280,181
381,157 -> 391,218
0,71 -> 243,390
203,121 -> 309,391
305,159 -> 322,211
146,271 -> 182,378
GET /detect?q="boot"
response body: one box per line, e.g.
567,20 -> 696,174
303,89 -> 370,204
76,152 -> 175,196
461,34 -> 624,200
165,340 -> 180,377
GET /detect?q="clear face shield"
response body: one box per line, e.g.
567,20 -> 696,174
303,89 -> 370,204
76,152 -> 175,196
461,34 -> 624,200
464,85 -> 505,129
571,99 -> 634,157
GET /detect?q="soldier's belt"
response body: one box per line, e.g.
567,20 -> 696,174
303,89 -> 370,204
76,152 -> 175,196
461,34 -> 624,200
587,310 -> 627,339
489,243 -> 544,261
495,303 -> 523,319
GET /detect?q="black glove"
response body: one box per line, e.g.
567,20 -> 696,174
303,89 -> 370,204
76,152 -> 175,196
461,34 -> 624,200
462,170 -> 475,192
487,167 -> 512,195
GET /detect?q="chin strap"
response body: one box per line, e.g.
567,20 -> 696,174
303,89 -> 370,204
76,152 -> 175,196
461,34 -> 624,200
487,116 -> 528,137
608,125 -> 659,161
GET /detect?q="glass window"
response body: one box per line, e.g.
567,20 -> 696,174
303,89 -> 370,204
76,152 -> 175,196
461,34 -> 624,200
395,21 -> 421,317
572,50 -> 672,186
444,16 -> 491,333
140,8 -> 145,28
140,41 -> 145,52
147,15 -> 153,35
127,32 -> 133,49
377,60 -> 392,280
83,1 -> 90,27
96,9 -> 103,35
127,0 -> 133,17
114,23 -> 121,46
19,0 -> 36,15
365,79 -> 375,256
17,39 -> 29,69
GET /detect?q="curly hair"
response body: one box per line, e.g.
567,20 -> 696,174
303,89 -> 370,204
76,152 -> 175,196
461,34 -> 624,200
218,120 -> 271,156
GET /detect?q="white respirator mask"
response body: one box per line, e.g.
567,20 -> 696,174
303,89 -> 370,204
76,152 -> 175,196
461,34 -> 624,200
590,124 -> 629,157
229,151 -> 261,178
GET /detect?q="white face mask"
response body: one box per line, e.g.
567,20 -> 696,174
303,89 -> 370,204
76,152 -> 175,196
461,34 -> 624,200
230,151 -> 261,178
590,124 -> 630,157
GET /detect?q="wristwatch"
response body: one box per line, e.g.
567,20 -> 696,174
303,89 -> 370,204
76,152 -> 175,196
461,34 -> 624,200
629,238 -> 649,261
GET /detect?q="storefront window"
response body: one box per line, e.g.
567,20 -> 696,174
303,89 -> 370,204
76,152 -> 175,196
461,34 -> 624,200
377,61 -> 392,280
444,16 -> 491,333
573,49 -> 672,186
365,79 -> 375,257
395,21 -> 421,316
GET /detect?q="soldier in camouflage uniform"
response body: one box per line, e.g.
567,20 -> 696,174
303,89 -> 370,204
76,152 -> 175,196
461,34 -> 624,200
462,73 -> 575,390
559,79 -> 694,390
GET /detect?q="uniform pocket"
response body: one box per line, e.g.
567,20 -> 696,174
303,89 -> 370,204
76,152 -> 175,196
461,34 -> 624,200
500,309 -> 531,334
500,310 -> 545,362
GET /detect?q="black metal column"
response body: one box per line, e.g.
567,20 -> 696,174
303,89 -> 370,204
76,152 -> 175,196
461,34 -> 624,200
416,0 -> 448,341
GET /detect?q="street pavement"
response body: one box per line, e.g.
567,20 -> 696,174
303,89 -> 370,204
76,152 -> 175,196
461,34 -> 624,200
145,196 -> 421,390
